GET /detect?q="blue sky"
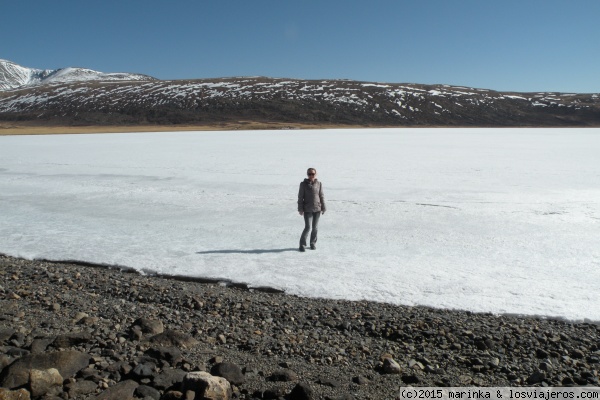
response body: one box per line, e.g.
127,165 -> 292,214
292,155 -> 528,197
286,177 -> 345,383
3,0 -> 600,93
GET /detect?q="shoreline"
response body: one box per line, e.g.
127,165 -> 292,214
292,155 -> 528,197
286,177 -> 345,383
2,124 -> 597,136
4,253 -> 595,326
0,123 -> 376,136
1,253 -> 599,399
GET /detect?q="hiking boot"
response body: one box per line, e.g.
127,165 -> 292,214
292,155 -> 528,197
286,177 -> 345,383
299,246 -> 305,252
310,244 -> 316,250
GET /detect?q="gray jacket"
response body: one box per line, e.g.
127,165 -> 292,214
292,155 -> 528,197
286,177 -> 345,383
298,179 -> 326,213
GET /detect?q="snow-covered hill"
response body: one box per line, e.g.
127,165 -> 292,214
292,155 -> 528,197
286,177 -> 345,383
1,59 -> 599,127
0,59 -> 155,91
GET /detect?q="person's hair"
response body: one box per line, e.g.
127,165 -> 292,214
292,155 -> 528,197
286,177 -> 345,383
307,168 -> 317,175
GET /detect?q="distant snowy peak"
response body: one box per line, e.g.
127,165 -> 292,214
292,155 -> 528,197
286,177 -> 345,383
0,59 -> 52,91
0,59 -> 155,91
39,67 -> 156,86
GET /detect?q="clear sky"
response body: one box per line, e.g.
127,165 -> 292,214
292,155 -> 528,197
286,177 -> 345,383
3,0 -> 600,93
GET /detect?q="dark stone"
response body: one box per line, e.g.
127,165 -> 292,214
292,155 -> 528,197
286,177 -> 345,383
8,333 -> 25,348
475,340 -> 488,350
0,328 -> 16,342
4,347 -> 29,358
317,378 -> 341,387
153,369 -> 187,391
562,376 -> 575,385
352,375 -> 370,385
527,371 -> 546,385
132,318 -> 164,335
160,391 -> 184,400
0,355 -> 15,371
131,326 -> 143,341
145,346 -> 183,365
52,332 -> 92,348
401,375 -> 420,384
96,379 -> 139,400
536,349 -> 549,359
132,362 -> 156,379
581,371 -> 595,380
262,386 -> 287,399
210,362 -> 245,386
77,367 -> 106,383
29,338 -> 55,354
571,349 -> 585,359
135,384 -> 161,400
0,350 -> 90,389
78,316 -> 99,326
268,368 -> 298,382
382,357 -> 402,374
106,360 -> 132,375
146,330 -> 199,349
539,362 -> 552,371
289,382 -> 314,400
65,379 -> 98,397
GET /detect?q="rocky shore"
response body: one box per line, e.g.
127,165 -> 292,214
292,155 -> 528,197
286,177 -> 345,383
1,254 -> 598,399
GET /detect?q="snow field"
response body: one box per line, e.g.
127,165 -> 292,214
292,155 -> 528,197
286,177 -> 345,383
0,128 -> 598,322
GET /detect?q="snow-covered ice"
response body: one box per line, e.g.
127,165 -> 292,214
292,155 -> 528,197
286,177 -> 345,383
1,128 -> 599,322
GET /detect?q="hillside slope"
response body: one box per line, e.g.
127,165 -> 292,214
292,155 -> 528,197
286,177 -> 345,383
1,60 -> 599,127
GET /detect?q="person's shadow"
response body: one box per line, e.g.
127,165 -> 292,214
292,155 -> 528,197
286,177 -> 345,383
196,248 -> 297,255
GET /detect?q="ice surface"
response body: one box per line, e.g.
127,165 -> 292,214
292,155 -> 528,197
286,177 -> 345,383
0,128 -> 599,322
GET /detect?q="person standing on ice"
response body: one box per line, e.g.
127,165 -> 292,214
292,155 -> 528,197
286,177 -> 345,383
298,167 -> 326,252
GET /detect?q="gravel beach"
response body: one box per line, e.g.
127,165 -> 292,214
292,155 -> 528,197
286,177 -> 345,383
1,253 -> 598,399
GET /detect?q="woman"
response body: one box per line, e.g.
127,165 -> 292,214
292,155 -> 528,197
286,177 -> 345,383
297,168 -> 326,252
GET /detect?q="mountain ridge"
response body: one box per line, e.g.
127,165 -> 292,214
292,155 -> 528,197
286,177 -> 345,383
1,59 -> 599,128
0,59 -> 155,91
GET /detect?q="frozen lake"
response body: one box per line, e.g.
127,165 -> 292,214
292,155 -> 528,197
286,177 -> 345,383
0,128 -> 599,322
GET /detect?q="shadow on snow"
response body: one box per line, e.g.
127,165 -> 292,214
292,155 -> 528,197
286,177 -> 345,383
196,248 -> 297,255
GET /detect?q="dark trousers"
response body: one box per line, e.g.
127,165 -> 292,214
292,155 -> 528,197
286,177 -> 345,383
300,212 -> 320,247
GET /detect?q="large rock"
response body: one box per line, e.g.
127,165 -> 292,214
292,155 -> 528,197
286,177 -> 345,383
0,350 -> 90,389
30,338 -> 55,354
527,370 -> 546,385
289,382 -> 314,400
135,385 -> 161,400
0,328 -> 16,342
52,332 -> 92,349
95,379 -> 138,400
132,318 -> 164,335
146,330 -> 198,349
269,368 -> 298,382
145,346 -> 183,365
0,388 -> 31,400
0,355 -> 15,371
65,379 -> 98,397
29,368 -> 63,398
182,371 -> 232,400
132,362 -> 156,379
3,347 -> 29,358
382,357 -> 402,374
153,368 -> 187,390
210,362 -> 245,386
